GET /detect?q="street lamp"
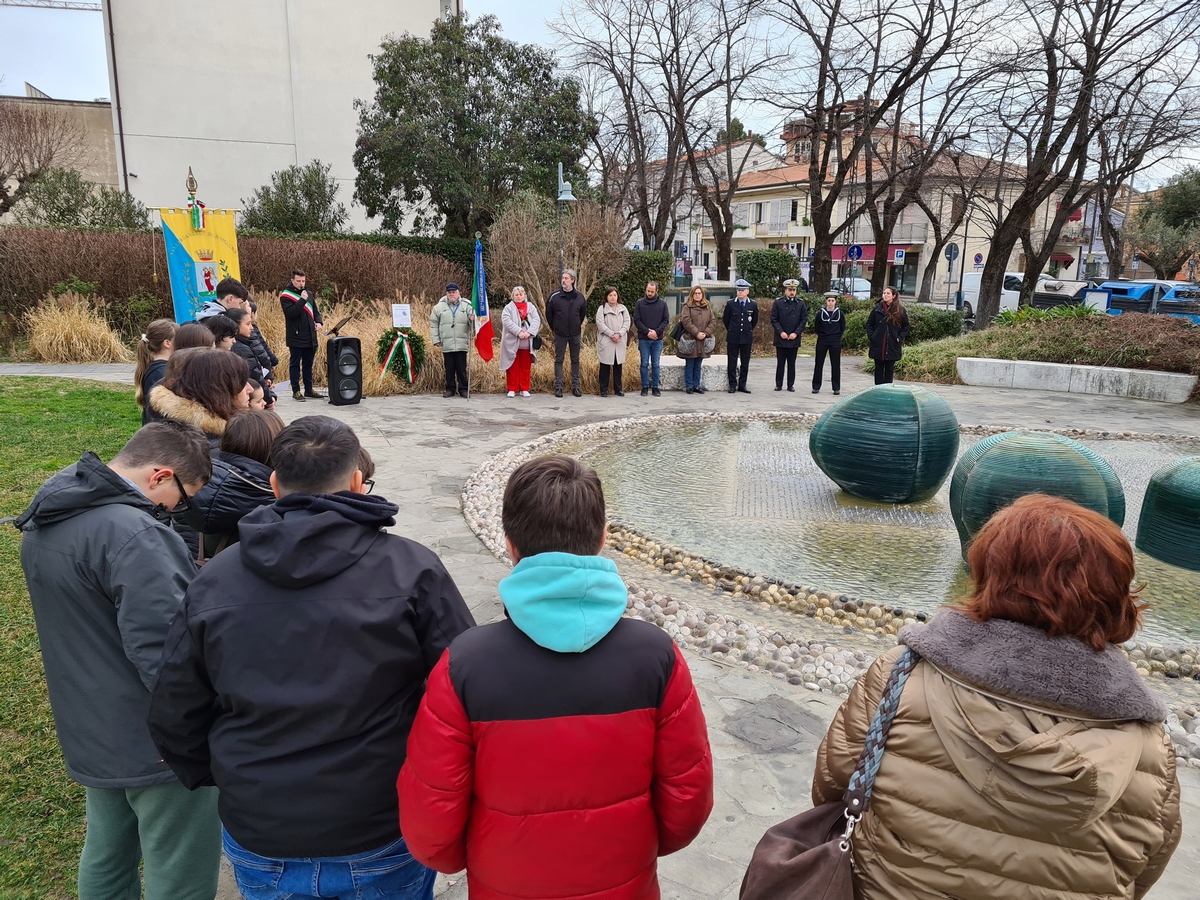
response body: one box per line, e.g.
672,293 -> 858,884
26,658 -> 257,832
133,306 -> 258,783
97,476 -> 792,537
557,162 -> 577,277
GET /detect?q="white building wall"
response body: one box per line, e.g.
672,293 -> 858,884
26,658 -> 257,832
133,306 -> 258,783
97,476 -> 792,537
101,0 -> 450,232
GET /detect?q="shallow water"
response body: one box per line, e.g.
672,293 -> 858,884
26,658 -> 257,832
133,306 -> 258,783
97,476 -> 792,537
583,420 -> 1200,645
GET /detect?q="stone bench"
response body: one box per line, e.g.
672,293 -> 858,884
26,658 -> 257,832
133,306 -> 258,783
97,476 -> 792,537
655,354 -> 730,391
956,357 -> 1197,403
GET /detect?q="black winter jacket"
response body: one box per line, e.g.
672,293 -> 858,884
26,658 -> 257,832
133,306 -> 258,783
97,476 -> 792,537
280,285 -> 323,348
232,337 -> 269,393
17,453 -> 196,788
866,302 -> 910,361
147,491 -> 475,859
722,297 -> 760,345
250,324 -> 278,369
770,296 -> 808,348
546,288 -> 587,337
141,359 -> 168,425
813,306 -> 847,344
633,295 -> 671,340
177,452 -> 274,556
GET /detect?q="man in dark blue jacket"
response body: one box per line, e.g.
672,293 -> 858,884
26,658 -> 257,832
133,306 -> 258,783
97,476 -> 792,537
722,278 -> 759,393
148,416 -> 474,900
770,278 -> 807,392
633,281 -> 671,396
17,420 -> 218,900
280,269 -> 325,402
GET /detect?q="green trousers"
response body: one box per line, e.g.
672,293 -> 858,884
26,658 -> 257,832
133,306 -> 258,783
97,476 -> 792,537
78,780 -> 221,900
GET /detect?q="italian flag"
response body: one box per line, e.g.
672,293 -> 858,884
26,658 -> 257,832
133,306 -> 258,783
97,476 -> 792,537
472,239 -> 494,362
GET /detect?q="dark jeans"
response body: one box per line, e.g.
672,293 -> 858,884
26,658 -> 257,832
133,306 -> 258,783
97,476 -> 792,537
443,350 -> 468,394
599,362 -> 622,394
222,830 -> 435,900
775,347 -> 798,388
813,340 -> 842,392
874,359 -> 896,384
684,357 -> 703,389
288,346 -> 315,393
554,334 -> 581,390
727,342 -> 752,389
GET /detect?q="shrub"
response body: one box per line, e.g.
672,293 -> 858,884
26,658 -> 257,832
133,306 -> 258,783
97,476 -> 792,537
239,231 -> 478,271
842,310 -> 871,350
25,293 -> 131,363
993,304 -> 1102,326
13,168 -> 150,230
736,249 -> 800,299
240,161 -> 348,234
907,306 -> 964,343
586,250 -> 673,318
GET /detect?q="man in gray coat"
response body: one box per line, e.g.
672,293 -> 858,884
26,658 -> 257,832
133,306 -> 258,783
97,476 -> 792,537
16,420 -> 220,900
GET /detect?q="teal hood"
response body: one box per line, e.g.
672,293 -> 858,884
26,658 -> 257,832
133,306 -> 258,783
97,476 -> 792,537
498,552 -> 628,653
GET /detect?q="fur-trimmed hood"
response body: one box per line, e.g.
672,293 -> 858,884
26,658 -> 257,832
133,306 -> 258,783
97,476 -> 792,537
148,385 -> 227,436
900,608 -> 1167,723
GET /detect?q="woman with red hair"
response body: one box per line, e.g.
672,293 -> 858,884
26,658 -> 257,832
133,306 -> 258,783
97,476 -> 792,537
813,494 -> 1180,899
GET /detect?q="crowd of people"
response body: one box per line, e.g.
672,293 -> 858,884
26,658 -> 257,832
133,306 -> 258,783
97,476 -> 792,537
14,409 -> 1182,900
18,269 -> 1179,900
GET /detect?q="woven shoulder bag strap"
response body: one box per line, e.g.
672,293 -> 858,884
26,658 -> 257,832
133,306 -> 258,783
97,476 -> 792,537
840,647 -> 920,841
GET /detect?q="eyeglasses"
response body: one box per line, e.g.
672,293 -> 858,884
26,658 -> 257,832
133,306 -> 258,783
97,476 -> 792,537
168,471 -> 191,513
363,479 -> 375,495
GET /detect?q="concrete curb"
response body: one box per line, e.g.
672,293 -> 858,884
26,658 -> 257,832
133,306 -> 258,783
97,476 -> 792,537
956,357 -> 1197,403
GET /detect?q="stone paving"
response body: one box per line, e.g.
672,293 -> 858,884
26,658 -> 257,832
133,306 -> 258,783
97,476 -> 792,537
4,357 -> 1200,898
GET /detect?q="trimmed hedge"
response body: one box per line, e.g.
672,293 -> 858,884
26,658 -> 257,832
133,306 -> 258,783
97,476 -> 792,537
240,230 -> 477,271
737,249 -> 801,300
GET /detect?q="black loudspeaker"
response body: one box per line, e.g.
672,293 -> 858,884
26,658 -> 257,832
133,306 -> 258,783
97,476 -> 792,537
327,336 -> 363,405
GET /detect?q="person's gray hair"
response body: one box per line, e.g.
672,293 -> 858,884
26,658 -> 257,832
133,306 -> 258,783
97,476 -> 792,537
511,285 -> 526,297
562,269 -> 576,282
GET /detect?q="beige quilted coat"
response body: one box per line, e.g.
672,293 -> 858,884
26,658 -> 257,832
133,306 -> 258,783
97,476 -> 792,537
813,611 -> 1181,900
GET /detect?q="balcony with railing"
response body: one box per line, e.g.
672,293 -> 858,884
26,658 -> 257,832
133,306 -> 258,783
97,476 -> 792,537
1057,223 -> 1094,245
890,222 -> 928,243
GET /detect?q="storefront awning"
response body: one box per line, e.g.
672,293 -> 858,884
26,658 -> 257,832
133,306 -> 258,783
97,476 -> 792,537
833,244 -> 913,263
1050,253 -> 1076,265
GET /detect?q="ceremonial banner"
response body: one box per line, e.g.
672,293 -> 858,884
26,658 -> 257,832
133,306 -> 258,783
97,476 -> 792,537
160,207 -> 241,323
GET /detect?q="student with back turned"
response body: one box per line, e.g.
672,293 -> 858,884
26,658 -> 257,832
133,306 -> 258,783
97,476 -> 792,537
399,455 -> 714,900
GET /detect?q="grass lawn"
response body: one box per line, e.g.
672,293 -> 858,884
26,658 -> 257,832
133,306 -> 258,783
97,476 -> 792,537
0,377 -> 141,899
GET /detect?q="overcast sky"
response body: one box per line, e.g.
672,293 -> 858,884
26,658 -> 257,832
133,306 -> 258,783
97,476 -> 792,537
1,2 -> 1193,185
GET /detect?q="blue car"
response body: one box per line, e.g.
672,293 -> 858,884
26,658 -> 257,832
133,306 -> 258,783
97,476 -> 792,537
1156,284 -> 1200,324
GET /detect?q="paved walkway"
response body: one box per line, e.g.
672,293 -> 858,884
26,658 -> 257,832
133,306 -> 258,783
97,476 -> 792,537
5,358 -> 1199,898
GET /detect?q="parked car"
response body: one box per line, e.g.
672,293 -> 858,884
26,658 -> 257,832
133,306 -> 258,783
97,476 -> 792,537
1156,284 -> 1200,324
704,266 -> 719,280
960,272 -> 1022,317
829,277 -> 872,299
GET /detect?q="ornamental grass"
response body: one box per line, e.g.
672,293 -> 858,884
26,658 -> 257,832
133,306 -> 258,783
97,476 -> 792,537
24,293 -> 131,364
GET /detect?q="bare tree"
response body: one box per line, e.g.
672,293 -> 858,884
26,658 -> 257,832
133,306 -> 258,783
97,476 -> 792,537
769,0 -> 981,292
969,0 -> 1200,323
556,0 -> 692,251
655,0 -> 773,279
0,98 -> 84,218
487,191 -> 628,315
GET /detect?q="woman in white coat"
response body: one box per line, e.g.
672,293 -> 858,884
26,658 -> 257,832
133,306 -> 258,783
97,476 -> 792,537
500,286 -> 541,397
595,286 -> 631,397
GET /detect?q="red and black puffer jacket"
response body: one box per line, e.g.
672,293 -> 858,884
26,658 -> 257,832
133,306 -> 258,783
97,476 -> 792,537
398,616 -> 714,900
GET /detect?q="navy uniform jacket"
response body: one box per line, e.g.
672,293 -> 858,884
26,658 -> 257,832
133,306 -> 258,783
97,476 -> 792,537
722,297 -> 760,345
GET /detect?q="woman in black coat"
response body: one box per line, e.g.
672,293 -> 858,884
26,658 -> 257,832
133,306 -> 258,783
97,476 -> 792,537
177,410 -> 284,561
866,287 -> 910,385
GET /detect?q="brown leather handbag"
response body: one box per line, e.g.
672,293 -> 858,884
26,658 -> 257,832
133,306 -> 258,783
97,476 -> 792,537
739,648 -> 919,900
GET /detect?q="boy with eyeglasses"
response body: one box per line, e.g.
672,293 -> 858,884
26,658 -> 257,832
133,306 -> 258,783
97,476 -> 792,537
15,420 -> 218,900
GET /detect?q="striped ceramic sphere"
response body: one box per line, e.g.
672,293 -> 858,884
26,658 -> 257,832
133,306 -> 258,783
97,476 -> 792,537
949,431 -> 1125,560
808,385 -> 960,503
1136,456 -> 1200,572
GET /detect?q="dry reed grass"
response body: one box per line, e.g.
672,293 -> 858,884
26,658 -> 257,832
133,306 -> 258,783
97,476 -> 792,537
24,292 -> 132,363
254,291 -> 649,395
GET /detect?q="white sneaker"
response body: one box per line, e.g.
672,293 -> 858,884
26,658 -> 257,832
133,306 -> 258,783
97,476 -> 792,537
507,391 -> 516,398
520,391 -> 530,397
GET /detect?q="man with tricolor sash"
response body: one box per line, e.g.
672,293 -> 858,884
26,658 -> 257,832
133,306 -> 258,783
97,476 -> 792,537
280,270 -> 325,402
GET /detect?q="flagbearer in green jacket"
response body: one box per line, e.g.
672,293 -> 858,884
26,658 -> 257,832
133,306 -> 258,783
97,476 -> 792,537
430,282 -> 476,399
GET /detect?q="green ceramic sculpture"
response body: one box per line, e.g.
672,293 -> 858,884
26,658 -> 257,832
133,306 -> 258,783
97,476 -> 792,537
808,385 -> 960,503
949,431 -> 1125,560
1136,457 -> 1200,572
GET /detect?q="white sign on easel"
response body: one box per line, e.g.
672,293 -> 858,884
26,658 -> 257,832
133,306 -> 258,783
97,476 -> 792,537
391,304 -> 412,328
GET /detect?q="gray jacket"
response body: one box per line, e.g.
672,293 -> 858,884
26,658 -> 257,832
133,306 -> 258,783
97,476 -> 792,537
16,453 -> 197,787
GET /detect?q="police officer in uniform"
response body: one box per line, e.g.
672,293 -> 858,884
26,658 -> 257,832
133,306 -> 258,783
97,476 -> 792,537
771,278 -> 807,392
812,290 -> 846,395
723,278 -> 759,393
